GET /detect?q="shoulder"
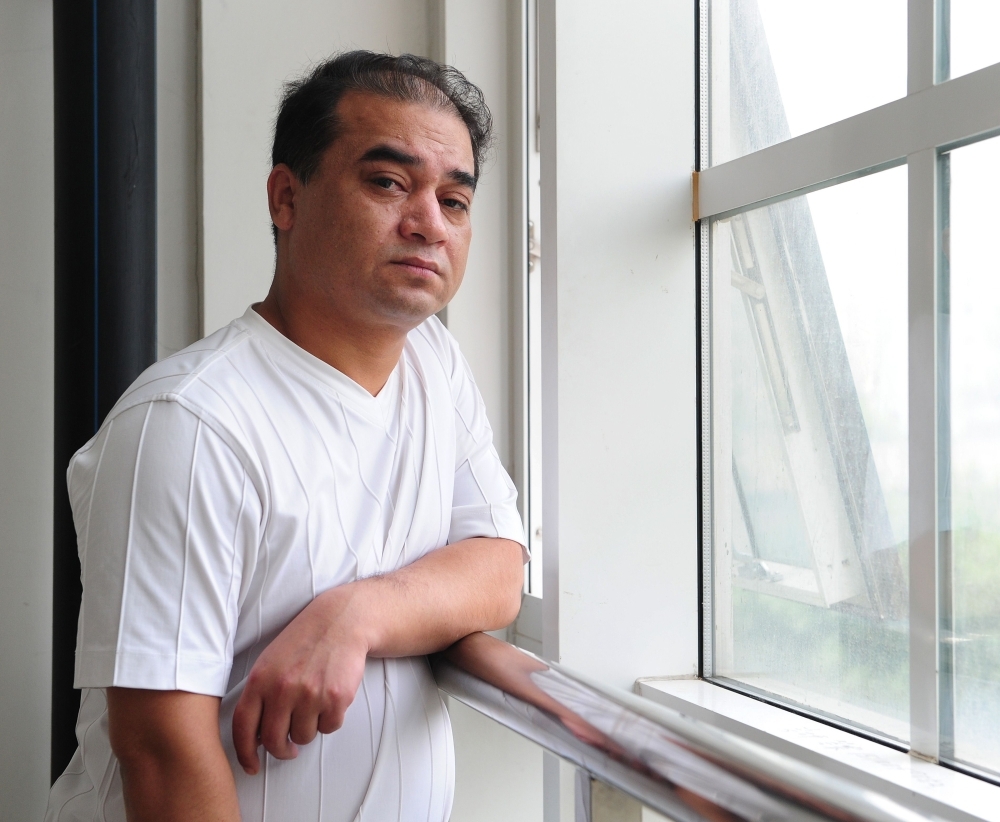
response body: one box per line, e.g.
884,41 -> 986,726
65,393 -> 268,551
108,320 -> 254,420
407,317 -> 492,441
409,313 -> 460,363
407,314 -> 474,391
71,316 -> 269,493
100,309 -> 283,453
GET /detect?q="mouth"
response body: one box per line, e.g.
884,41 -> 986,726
392,257 -> 441,277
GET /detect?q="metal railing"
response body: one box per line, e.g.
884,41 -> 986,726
433,634 -> 939,822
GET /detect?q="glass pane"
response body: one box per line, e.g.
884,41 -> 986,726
710,0 -> 906,165
948,0 -> 1000,81
944,136 -> 1000,775
710,167 -> 909,742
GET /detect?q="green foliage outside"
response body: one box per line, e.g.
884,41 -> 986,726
728,524 -> 1000,769
951,526 -> 1000,771
730,583 -> 909,733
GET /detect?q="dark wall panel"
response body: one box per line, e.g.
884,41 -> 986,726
52,0 -> 156,781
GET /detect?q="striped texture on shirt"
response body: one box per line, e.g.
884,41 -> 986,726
46,307 -> 524,822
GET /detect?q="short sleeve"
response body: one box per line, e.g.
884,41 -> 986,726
70,400 -> 262,696
449,351 -> 528,559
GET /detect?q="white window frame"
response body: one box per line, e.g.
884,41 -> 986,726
639,677 -> 1000,821
698,0 -> 1000,767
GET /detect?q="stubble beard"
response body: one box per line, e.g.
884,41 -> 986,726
363,274 -> 447,329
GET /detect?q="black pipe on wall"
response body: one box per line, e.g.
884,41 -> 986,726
52,0 -> 156,781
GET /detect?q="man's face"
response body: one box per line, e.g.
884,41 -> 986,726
274,90 -> 476,330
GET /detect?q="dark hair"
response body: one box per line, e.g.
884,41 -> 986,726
272,50 -> 493,190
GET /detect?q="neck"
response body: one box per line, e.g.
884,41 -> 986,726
256,284 -> 408,397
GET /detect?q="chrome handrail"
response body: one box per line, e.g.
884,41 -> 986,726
432,634 -> 939,822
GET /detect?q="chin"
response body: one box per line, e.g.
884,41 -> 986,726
370,290 -> 444,327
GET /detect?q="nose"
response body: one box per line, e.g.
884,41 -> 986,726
399,187 -> 448,245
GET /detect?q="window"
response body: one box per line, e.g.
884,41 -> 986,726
709,0 -> 906,164
701,0 -> 1000,778
709,170 -> 910,742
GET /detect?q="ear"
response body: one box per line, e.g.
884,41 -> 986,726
267,164 -> 298,233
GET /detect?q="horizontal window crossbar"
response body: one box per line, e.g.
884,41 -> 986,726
698,60 -> 1000,219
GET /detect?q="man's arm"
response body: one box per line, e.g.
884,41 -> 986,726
107,688 -> 241,822
232,536 -> 524,774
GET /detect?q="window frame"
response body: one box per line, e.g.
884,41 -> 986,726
698,0 -> 1000,771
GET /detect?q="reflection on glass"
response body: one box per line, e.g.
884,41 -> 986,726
943,137 -> 1000,776
947,1 -> 1000,81
710,0 -> 906,165
711,168 -> 909,741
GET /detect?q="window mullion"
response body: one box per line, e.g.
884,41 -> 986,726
908,146 -> 941,761
907,0 -> 942,763
908,0 -> 937,93
698,0 -> 712,679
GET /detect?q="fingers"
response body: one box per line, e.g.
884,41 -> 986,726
316,710 -> 344,736
259,699 -> 299,761
235,670 -> 331,766
232,688 -> 264,775
231,619 -> 369,774
288,705 -> 321,747
233,680 -> 304,771
287,685 -> 351,745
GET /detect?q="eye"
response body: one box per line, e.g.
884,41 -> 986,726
373,176 -> 401,191
441,198 -> 469,212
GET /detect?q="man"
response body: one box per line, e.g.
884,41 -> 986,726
46,51 -> 527,822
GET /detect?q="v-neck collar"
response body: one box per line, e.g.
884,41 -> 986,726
236,306 -> 402,417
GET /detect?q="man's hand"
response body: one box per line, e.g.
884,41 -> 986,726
107,688 -> 241,822
232,585 -> 369,774
232,537 -> 524,772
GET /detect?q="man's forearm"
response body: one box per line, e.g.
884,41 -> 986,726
348,536 -> 524,657
108,688 -> 241,822
231,536 -> 524,772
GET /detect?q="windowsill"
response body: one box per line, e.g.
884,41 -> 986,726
636,677 -> 1000,822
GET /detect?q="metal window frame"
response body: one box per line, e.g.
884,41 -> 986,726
699,0 -> 1000,765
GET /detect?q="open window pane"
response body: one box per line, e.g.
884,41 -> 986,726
710,167 -> 909,741
943,136 -> 1000,776
947,0 -> 1000,81
710,0 -> 906,165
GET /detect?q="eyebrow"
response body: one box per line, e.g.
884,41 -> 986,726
359,144 -> 477,191
449,169 -> 477,191
359,144 -> 419,167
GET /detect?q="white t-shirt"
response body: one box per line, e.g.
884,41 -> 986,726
45,307 -> 526,822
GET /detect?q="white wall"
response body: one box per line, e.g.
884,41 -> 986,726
0,1 -> 54,816
538,8 -> 697,818
539,0 -> 698,685
539,6 -> 698,822
448,698 -> 543,822
158,0 -> 201,357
